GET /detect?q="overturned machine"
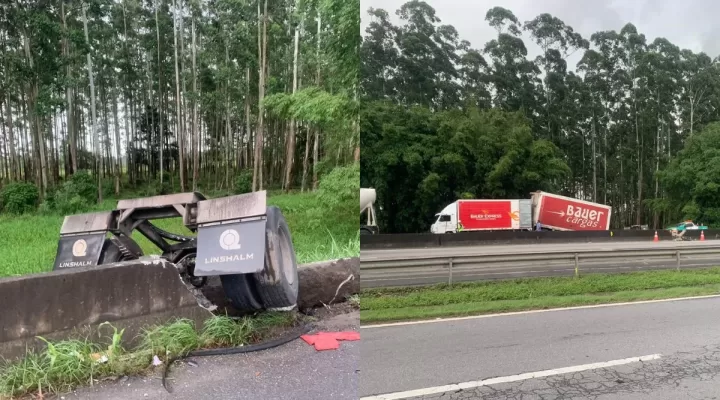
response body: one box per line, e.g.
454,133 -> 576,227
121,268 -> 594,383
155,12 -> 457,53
52,190 -> 298,311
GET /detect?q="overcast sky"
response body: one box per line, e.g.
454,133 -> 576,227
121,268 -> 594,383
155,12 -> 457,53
360,0 -> 720,71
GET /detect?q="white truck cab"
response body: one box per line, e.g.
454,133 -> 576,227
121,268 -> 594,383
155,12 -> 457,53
430,202 -> 458,234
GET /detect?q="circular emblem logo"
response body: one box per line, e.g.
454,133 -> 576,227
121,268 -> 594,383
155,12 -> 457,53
219,229 -> 241,250
72,239 -> 88,257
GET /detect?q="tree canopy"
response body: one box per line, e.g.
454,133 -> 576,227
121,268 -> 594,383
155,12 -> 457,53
361,1 -> 720,233
0,0 -> 359,204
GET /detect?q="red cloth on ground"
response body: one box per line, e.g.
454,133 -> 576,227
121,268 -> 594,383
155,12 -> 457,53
300,331 -> 360,351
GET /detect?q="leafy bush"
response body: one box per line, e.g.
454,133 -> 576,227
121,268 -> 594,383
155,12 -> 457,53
317,163 -> 359,207
0,182 -> 39,214
43,171 -> 98,215
234,170 -> 253,194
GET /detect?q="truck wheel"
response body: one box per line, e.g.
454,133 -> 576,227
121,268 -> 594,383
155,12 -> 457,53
220,274 -> 265,311
254,206 -> 299,309
360,227 -> 373,235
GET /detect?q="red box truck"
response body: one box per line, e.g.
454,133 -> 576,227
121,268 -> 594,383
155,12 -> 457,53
431,191 -> 611,233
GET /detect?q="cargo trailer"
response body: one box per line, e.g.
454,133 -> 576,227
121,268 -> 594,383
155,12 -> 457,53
431,191 -> 612,233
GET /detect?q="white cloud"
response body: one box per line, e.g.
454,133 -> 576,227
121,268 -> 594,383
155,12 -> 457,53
361,0 -> 720,71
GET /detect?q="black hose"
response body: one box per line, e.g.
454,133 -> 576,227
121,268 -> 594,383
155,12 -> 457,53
162,323 -> 313,392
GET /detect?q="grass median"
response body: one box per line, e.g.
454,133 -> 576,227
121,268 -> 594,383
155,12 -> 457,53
0,312 -> 296,398
360,267 -> 720,324
0,191 -> 358,278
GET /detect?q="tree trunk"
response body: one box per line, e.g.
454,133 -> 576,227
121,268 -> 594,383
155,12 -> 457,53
252,0 -> 268,192
4,96 -> 17,181
61,3 -> 77,175
192,16 -> 199,191
225,40 -> 231,190
82,2 -> 101,202
112,91 -> 122,195
301,125 -> 310,192
284,19 -> 300,192
312,13 -> 322,191
173,0 -> 186,191
155,0 -> 164,184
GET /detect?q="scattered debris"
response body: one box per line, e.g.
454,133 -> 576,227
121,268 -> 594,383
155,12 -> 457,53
301,331 -> 360,351
152,355 -> 163,366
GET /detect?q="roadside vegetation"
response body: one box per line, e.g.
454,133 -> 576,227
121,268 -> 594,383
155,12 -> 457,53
0,312 -> 296,398
0,164 -> 359,278
361,268 -> 720,323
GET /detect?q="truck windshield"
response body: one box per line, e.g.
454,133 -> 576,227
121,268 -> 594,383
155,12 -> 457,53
439,215 -> 450,222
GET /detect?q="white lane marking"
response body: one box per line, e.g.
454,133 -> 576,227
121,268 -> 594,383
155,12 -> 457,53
361,354 -> 662,400
361,294 -> 720,329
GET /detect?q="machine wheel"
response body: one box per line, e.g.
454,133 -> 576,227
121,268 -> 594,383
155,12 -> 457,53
220,273 -> 265,311
253,206 -> 299,309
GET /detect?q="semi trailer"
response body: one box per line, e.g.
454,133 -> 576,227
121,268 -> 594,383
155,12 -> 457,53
431,191 -> 612,234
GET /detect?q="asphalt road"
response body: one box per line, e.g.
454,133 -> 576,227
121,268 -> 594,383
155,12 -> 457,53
361,240 -> 720,287
359,296 -> 720,399
61,312 -> 359,400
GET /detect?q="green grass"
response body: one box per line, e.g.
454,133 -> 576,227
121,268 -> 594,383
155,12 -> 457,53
0,191 -> 358,277
360,268 -> 720,323
0,312 -> 297,398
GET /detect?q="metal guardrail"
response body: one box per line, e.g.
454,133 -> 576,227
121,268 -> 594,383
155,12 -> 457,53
361,244 -> 720,288
360,230 -> 720,250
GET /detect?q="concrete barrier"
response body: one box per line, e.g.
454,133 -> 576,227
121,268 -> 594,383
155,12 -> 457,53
360,230 -> 720,250
0,258 -> 210,360
0,257 -> 361,360
199,257 -> 361,313
297,257 -> 359,310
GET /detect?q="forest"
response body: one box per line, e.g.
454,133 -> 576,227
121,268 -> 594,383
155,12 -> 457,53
0,0 -> 359,213
360,0 -> 720,233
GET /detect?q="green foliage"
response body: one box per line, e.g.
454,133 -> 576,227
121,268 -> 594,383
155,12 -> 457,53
138,319 -> 200,359
233,170 -> 253,194
362,2 -> 720,230
0,182 -> 40,214
317,163 -> 360,207
361,268 -> 720,323
200,315 -> 254,348
0,313 -> 297,397
361,101 -> 569,233
42,171 -> 98,215
660,122 -> 720,226
0,338 -> 100,396
0,191 -> 358,277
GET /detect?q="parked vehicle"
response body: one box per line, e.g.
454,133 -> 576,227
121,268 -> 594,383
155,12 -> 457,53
431,191 -> 612,233
361,188 -> 379,235
624,224 -> 649,230
666,220 -> 707,231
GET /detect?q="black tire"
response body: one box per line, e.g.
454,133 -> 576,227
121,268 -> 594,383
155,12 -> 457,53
220,207 -> 299,310
220,273 -> 265,311
360,227 -> 373,235
254,206 -> 299,309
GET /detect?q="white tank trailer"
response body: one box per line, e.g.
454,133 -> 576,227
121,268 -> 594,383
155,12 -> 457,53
361,188 -> 379,234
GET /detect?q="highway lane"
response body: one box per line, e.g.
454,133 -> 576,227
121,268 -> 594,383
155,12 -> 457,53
359,296 -> 720,398
361,240 -> 720,287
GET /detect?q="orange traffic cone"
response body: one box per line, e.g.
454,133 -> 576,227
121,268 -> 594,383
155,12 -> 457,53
701,231 -> 705,241
653,231 -> 659,242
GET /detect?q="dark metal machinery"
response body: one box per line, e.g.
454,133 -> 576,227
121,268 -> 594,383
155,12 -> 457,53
52,190 -> 299,311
